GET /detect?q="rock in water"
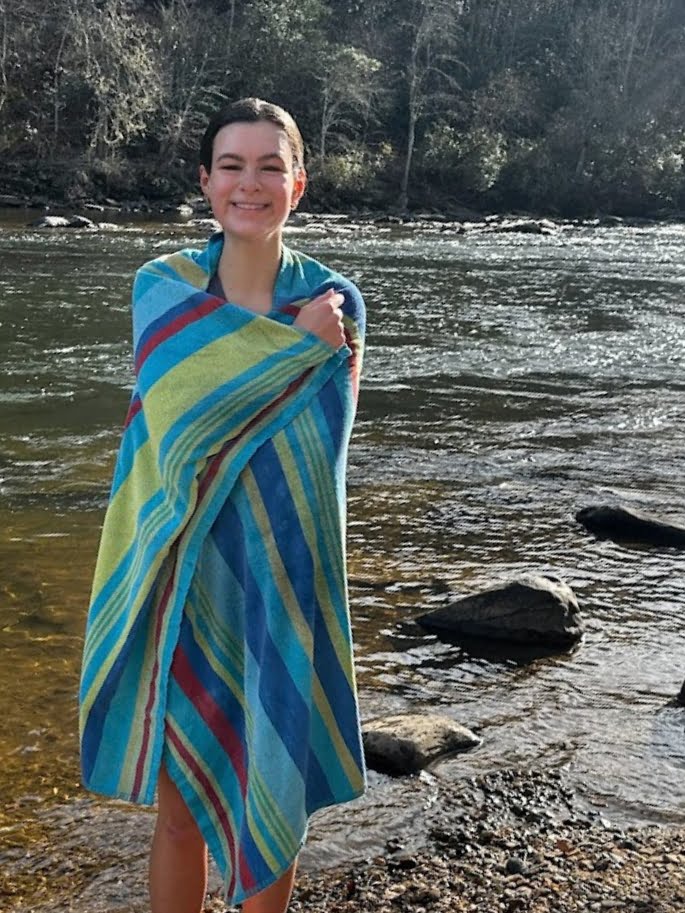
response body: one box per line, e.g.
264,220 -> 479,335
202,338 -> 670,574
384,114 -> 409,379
31,214 -> 97,230
362,713 -> 481,775
32,215 -> 71,228
678,681 -> 685,706
576,505 -> 685,549
416,575 -> 583,647
67,215 -> 97,229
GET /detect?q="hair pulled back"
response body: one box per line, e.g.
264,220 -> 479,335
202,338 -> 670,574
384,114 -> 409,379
199,98 -> 305,173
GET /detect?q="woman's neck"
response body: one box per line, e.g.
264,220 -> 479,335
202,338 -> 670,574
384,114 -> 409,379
217,234 -> 282,314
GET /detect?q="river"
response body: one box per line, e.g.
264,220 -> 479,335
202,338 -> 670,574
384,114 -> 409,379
1,211 -> 684,872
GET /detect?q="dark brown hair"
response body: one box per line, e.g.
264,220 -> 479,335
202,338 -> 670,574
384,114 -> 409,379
199,97 -> 305,173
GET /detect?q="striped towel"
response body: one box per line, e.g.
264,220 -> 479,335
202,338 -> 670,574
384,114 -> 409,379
79,232 -> 367,903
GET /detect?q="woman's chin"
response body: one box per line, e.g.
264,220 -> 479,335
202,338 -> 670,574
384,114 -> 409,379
221,223 -> 283,244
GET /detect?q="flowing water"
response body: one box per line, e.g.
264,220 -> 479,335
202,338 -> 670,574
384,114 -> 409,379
1,211 -> 684,871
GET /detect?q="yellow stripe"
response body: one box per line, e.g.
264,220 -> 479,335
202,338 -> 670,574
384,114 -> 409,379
311,674 -> 365,788
271,427 -> 344,628
89,440 -> 159,595
285,412 -> 355,670
241,467 -> 314,654
148,254 -> 209,289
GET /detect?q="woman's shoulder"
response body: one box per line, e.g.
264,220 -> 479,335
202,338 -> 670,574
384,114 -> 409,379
135,233 -> 220,284
285,246 -> 365,324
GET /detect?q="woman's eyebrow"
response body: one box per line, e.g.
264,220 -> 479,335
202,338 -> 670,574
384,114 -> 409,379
216,152 -> 285,163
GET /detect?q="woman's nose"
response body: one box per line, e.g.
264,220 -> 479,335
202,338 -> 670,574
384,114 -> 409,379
239,167 -> 260,191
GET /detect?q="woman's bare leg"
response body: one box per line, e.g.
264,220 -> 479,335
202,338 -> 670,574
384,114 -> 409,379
149,763 -> 208,913
242,860 -> 298,913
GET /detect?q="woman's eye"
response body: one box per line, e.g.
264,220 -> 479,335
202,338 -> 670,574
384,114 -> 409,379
262,165 -> 283,172
221,164 -> 241,171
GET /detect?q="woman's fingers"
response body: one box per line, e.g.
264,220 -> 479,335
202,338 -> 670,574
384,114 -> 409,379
310,289 -> 344,310
294,290 -> 346,348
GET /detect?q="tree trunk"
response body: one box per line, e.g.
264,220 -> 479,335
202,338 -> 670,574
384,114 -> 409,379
320,85 -> 329,160
227,0 -> 236,57
399,106 -> 416,212
52,21 -> 70,143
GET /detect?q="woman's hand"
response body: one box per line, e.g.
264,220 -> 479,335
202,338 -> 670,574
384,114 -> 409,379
294,289 -> 345,349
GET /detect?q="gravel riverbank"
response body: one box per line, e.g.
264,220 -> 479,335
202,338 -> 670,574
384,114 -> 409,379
285,768 -> 685,913
3,767 -> 684,913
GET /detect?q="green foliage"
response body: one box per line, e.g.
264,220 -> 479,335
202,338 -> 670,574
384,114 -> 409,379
307,143 -> 395,208
421,123 -> 508,194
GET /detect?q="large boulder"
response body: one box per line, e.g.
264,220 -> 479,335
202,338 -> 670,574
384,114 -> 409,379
362,713 -> 481,776
576,505 -> 685,549
416,575 -> 583,648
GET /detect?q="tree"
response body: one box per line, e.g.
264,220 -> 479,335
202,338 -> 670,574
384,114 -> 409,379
153,0 -> 229,163
316,46 -> 382,159
396,0 -> 465,210
68,0 -> 161,159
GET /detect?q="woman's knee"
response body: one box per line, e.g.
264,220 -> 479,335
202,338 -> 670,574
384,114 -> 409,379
156,766 -> 203,847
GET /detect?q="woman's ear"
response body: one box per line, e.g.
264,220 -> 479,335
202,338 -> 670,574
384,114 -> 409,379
291,167 -> 307,210
199,164 -> 210,197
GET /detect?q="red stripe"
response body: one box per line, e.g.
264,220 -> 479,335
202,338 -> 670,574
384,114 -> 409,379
196,365 -> 316,493
344,327 -> 360,402
170,644 -> 248,792
197,444 -> 228,501
135,295 -> 225,374
281,303 -> 301,317
237,366 -> 313,439
166,720 -> 241,898
131,556 -> 177,801
123,394 -> 142,430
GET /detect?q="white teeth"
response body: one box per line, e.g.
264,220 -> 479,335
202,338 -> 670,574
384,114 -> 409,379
233,203 -> 267,210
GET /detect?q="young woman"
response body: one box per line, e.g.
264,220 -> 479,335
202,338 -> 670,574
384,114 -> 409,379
79,98 -> 367,913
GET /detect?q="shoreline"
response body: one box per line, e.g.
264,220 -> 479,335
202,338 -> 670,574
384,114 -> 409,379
1,193 -> 685,230
2,766 -> 684,912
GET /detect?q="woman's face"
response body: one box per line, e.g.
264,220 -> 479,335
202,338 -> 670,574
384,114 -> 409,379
199,120 -> 306,243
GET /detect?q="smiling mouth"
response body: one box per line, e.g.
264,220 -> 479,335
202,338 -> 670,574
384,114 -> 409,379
232,202 -> 269,210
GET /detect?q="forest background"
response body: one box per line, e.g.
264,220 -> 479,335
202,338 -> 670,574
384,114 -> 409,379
1,0 -> 684,217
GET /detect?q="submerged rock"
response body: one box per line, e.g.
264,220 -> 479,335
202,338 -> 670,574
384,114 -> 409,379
68,215 -> 97,229
32,215 -> 71,228
31,214 -> 97,230
187,217 -> 220,231
362,713 -> 481,775
576,505 -> 685,549
490,218 -> 558,235
0,193 -> 26,207
416,575 -> 583,648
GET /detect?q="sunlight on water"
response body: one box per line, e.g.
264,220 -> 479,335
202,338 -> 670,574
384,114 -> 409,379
1,216 -> 684,873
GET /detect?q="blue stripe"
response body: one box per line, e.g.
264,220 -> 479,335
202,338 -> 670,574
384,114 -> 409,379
211,495 -> 334,805
110,407 -> 149,499
249,423 -> 361,762
176,605 -> 248,764
81,586 -> 155,784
